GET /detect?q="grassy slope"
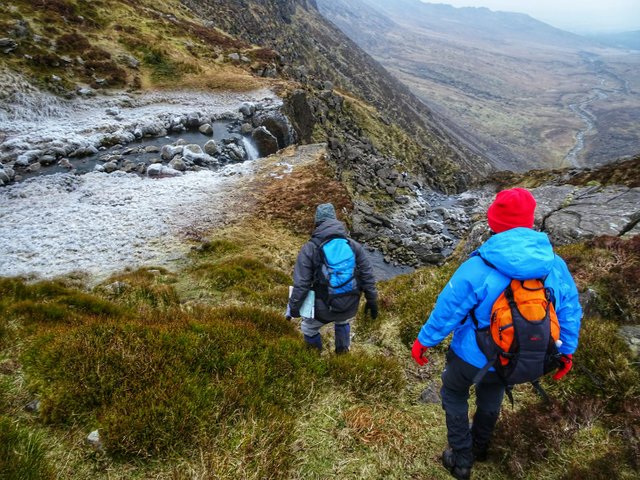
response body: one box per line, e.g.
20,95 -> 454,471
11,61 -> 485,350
0,0 -> 270,93
1,148 -> 639,478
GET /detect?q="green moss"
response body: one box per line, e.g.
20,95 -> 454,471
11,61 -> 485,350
0,416 -> 53,480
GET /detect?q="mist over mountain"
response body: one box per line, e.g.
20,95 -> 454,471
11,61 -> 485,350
586,30 -> 640,51
317,0 -> 640,171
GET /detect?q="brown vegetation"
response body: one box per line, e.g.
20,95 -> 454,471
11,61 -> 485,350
255,153 -> 353,235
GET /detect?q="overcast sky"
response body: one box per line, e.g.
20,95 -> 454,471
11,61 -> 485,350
425,1 -> 640,33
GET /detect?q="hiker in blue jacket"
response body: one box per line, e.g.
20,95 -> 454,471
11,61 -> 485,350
411,188 -> 582,480
287,203 -> 378,353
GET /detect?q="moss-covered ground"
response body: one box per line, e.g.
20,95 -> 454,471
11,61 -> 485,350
0,160 -> 639,478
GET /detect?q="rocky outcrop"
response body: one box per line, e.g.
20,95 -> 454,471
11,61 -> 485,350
535,185 -> 640,244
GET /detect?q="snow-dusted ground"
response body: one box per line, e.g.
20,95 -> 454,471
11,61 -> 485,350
0,78 -> 280,282
0,163 -> 252,282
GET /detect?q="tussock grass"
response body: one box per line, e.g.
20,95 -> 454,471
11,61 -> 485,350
327,352 -> 405,401
97,267 -> 180,310
0,416 -> 53,480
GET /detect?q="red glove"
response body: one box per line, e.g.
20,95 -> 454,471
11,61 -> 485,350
412,339 -> 429,366
553,354 -> 573,380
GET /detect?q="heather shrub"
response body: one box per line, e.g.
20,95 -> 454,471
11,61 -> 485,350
559,235 -> 640,323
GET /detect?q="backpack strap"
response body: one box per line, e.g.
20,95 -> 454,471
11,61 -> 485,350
468,254 -> 496,328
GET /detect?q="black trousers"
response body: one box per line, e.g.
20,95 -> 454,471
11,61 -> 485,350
440,349 -> 505,468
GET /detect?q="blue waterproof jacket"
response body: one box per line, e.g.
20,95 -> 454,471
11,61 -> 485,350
417,227 -> 582,368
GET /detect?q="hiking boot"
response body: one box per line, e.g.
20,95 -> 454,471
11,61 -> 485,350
442,449 -> 472,480
472,441 -> 488,462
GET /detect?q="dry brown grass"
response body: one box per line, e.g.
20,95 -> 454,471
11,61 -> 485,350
254,149 -> 353,235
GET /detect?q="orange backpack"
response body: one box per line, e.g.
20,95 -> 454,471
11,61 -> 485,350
473,278 -> 561,386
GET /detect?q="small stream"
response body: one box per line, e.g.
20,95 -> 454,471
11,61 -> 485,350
564,88 -> 608,167
17,119 -> 261,182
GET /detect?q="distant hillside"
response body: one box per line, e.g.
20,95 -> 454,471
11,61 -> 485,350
318,0 -> 640,171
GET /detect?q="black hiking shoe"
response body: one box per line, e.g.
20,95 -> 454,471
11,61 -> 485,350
442,449 -> 471,480
472,442 -> 488,462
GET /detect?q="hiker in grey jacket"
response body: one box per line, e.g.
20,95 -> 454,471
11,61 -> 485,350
287,203 -> 378,353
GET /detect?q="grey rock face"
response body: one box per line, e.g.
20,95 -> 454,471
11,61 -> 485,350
619,326 -> 640,358
534,185 -> 640,244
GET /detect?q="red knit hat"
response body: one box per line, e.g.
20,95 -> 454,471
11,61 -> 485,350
487,188 -> 536,233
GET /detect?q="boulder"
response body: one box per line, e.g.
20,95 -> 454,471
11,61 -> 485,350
204,140 -> 219,156
0,38 -> 18,54
103,161 -> 118,173
39,155 -> 56,166
70,146 -> 99,158
239,102 -> 255,117
182,144 -> 215,166
169,157 -> 186,171
147,164 -> 182,177
251,126 -> 278,157
15,150 -> 43,166
117,53 -> 140,69
86,430 -> 103,451
224,143 -> 246,162
199,123 -> 213,136
185,112 -> 200,129
619,326 -> 640,358
161,144 -> 183,161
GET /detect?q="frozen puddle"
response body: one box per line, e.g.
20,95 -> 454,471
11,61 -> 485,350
0,163 -> 251,281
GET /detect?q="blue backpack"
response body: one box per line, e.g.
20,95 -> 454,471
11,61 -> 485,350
313,237 -> 359,312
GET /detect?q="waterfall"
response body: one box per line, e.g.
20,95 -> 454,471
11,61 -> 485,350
242,137 -> 260,160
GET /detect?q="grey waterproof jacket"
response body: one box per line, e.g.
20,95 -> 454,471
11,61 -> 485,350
289,218 -> 377,322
